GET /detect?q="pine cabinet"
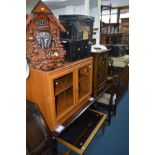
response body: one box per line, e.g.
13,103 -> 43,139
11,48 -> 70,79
26,57 -> 93,132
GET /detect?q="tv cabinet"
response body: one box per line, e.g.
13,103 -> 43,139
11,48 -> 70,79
26,57 -> 93,132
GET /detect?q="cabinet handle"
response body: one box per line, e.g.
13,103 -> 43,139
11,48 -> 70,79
55,82 -> 59,85
88,65 -> 91,69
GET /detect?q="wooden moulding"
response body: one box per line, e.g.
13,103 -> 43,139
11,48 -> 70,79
56,109 -> 107,155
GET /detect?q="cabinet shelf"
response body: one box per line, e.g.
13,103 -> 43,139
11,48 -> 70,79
54,73 -> 73,96
56,87 -> 74,118
54,82 -> 73,96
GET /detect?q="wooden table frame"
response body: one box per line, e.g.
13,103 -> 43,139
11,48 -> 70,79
56,109 -> 107,155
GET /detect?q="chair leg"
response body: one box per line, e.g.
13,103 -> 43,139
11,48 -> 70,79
108,106 -> 111,125
114,104 -> 116,116
102,121 -> 106,134
52,137 -> 58,154
111,104 -> 116,116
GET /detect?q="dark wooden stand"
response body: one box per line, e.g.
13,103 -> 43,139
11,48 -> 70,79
108,66 -> 129,101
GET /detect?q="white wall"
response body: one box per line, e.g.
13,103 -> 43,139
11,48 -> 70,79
53,4 -> 99,29
101,0 -> 129,7
26,7 -> 32,14
27,1 -> 98,29
52,5 -> 85,18
90,6 -> 98,28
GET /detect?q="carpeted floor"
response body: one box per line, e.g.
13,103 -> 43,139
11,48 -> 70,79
58,90 -> 129,155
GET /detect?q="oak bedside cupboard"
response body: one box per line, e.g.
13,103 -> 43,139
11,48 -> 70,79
91,50 -> 109,97
26,57 -> 93,132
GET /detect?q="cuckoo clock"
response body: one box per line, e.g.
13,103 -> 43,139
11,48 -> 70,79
26,1 -> 66,71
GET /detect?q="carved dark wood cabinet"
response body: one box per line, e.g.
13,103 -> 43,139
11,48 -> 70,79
108,66 -> 129,100
115,67 -> 129,100
91,50 -> 109,97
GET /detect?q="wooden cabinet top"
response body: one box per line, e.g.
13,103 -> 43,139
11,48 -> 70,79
29,57 -> 93,76
91,49 -> 110,55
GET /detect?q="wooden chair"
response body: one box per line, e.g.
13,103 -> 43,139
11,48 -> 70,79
96,80 -> 117,125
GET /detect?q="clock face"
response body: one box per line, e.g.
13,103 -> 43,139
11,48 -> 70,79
36,32 -> 52,49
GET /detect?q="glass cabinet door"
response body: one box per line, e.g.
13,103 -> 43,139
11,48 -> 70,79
54,72 -> 74,118
78,65 -> 91,102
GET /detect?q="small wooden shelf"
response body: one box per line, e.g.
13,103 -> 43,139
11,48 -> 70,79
54,73 -> 73,96
56,88 -> 74,118
54,81 -> 73,96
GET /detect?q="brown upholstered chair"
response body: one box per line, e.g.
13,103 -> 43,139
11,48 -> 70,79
26,100 -> 57,155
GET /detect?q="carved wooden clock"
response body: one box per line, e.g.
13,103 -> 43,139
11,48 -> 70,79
26,0 -> 66,71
